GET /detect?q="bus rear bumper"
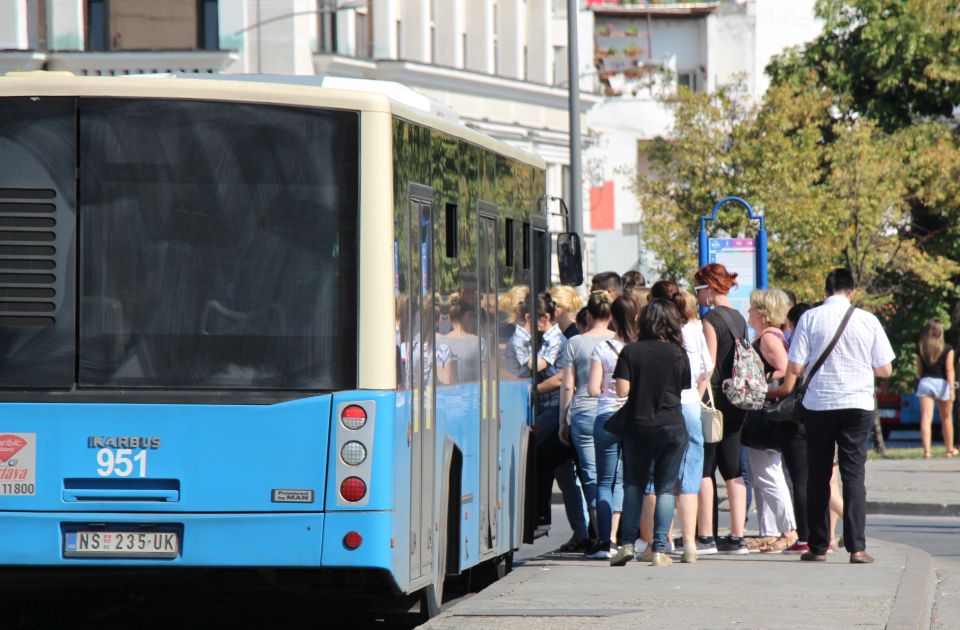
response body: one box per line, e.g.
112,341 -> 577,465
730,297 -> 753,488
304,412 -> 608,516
0,511 -> 327,567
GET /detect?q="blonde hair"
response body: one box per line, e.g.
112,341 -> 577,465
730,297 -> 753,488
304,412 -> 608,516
749,289 -> 790,328
919,319 -> 945,367
683,292 -> 698,319
627,286 -> 651,308
549,285 -> 584,314
500,285 -> 530,325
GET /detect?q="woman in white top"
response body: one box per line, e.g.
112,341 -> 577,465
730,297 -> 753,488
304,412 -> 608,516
586,292 -> 640,558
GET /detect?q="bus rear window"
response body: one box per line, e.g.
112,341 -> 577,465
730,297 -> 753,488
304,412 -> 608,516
78,99 -> 359,390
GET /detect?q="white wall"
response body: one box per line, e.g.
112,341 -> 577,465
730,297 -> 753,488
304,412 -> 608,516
647,18 -> 707,86
706,2 -> 756,94
753,0 -> 820,95
0,0 -> 29,50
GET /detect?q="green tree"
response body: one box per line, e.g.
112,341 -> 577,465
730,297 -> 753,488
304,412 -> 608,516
768,0 -> 960,132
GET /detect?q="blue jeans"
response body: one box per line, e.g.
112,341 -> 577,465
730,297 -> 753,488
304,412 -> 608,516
536,406 -> 589,541
593,410 -> 624,542
621,423 -> 688,552
570,409 -> 598,508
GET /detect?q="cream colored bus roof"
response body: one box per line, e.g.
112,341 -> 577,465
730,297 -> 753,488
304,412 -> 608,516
0,72 -> 546,169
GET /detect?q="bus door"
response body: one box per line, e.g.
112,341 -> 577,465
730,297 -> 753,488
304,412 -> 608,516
408,184 -> 436,583
478,204 -> 499,554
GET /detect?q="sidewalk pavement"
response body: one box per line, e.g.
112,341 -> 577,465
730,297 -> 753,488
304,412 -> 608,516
423,456 -> 954,629
866,455 -> 960,516
422,539 -> 933,630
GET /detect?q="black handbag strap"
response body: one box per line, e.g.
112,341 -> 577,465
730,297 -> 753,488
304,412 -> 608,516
712,306 -> 747,343
798,305 -> 856,395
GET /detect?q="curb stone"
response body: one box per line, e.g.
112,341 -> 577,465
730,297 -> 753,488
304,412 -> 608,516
867,502 -> 960,518
882,539 -> 935,630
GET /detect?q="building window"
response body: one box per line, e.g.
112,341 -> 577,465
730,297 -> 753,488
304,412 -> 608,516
318,0 -> 337,53
445,204 -> 458,259
678,71 -> 698,92
86,0 -> 108,51
505,218 -> 514,267
197,0 -> 219,50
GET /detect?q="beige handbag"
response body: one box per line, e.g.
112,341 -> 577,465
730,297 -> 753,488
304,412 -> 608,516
701,385 -> 724,444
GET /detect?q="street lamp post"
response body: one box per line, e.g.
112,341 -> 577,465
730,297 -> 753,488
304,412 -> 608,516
566,0 -> 583,239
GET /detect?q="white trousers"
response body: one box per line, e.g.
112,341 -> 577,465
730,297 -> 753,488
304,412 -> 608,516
747,447 -> 796,536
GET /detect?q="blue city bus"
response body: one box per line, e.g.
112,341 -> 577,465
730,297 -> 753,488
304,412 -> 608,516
0,73 -> 570,618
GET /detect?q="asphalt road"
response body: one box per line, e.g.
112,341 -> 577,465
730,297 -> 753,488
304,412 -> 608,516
867,514 -> 960,630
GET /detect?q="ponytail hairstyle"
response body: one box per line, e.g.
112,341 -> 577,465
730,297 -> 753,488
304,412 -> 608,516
611,293 -> 640,343
919,319 -> 946,367
650,280 -> 691,323
587,289 -> 614,321
639,298 -> 685,353
535,290 -> 557,324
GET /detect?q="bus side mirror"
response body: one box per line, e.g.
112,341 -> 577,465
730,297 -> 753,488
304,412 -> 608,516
557,232 -> 583,287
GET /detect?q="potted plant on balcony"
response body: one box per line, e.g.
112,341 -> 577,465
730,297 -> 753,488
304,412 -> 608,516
624,43 -> 643,57
596,47 -> 618,58
595,23 -> 612,37
624,24 -> 639,36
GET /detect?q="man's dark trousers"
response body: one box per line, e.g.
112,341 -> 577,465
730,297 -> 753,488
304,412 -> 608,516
803,406 -> 874,555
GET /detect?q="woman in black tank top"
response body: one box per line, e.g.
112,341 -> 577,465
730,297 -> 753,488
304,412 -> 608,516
915,319 -> 956,458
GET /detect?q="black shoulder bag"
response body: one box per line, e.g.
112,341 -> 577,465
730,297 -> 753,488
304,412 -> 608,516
764,305 -> 856,424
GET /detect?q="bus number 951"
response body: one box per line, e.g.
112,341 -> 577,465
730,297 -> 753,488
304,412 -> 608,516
96,448 -> 148,478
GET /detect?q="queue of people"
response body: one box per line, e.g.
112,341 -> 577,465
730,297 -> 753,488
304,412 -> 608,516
526,264 -> 897,567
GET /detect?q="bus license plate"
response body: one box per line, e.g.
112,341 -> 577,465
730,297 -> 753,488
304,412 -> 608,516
64,531 -> 179,558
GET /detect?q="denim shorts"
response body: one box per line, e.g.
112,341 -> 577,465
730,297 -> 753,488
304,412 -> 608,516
917,377 -> 951,401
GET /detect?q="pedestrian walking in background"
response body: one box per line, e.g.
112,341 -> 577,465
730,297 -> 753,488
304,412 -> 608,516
694,263 -> 749,555
744,289 -> 798,553
559,291 -> 616,547
786,268 -> 895,564
915,319 -> 957,458
609,299 -> 691,568
586,293 -> 639,558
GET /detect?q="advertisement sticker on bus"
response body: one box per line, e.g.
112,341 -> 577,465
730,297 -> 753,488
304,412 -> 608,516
0,432 -> 37,496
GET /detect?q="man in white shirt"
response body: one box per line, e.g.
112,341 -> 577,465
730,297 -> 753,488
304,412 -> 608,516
786,268 -> 895,564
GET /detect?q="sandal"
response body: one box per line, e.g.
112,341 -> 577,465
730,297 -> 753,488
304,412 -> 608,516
761,533 -> 798,554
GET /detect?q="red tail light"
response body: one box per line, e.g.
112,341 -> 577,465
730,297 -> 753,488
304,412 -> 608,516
341,405 -> 367,430
343,531 -> 363,549
340,476 -> 367,502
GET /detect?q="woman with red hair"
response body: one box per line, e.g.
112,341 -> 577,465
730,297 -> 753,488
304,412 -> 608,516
693,263 -> 749,555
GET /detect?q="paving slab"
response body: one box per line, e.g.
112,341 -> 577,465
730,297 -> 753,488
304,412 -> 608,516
423,538 -> 926,630
866,457 -> 960,516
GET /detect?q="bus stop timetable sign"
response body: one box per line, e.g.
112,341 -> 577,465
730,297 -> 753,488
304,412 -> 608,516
708,238 -> 756,324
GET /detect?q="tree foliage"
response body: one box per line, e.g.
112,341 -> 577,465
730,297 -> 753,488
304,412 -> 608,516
634,82 -> 960,391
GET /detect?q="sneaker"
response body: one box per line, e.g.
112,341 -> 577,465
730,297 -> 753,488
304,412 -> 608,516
695,535 -> 718,555
558,536 -> 591,553
782,541 -> 809,555
650,552 -> 673,567
584,539 -> 612,560
717,535 -> 749,555
610,543 -> 635,567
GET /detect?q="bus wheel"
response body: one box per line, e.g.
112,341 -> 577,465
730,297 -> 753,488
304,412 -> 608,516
419,538 -> 446,621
